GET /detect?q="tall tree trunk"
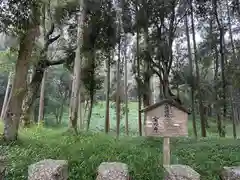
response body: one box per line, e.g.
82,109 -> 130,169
219,23 -> 227,135
28,68 -> 35,122
38,70 -> 47,124
57,98 -> 66,125
20,2 -> 61,127
116,38 -> 121,138
86,94 -> 93,131
184,13 -> 197,138
230,86 -> 237,139
68,0 -> 85,133
213,0 -> 226,137
209,11 -> 223,136
78,92 -> 83,130
226,0 -> 238,137
159,83 -> 163,100
208,104 -> 213,117
21,60 -> 63,126
142,25 -> 152,129
38,2 -> 47,127
190,0 -> 207,137
105,51 -> 111,133
143,26 -> 151,108
86,50 -> 95,131
1,72 -> 12,119
78,56 -> 86,131
21,61 -> 46,127
83,99 -> 89,123
136,0 -> 142,136
152,76 -> 157,103
214,42 -> 222,136
123,36 -> 129,135
27,68 -> 33,84
176,80 -> 180,103
3,26 -> 39,142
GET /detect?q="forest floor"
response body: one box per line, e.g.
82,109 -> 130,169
0,125 -> 240,180
0,102 -> 240,179
46,101 -> 240,138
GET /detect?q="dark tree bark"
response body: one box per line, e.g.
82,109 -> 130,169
105,50 -> 111,133
190,0 -> 207,137
136,0 -> 142,136
184,11 -> 198,138
213,0 -> 226,137
4,26 -> 40,141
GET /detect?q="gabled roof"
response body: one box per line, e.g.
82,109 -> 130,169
140,99 -> 190,114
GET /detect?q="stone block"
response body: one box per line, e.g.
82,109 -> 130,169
221,166 -> 240,180
28,159 -> 68,180
96,162 -> 129,180
164,164 -> 200,180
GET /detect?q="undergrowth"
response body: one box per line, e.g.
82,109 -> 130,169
1,126 -> 240,180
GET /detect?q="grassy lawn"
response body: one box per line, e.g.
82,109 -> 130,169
46,101 -> 239,138
1,125 -> 240,180
0,101 -> 240,179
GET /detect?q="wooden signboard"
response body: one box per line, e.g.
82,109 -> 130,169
140,99 -> 189,165
144,104 -> 188,137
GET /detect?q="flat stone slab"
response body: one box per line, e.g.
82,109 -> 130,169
96,162 -> 129,180
28,159 -> 68,180
221,166 -> 240,180
164,164 -> 200,180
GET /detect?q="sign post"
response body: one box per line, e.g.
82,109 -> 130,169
140,99 -> 190,166
163,137 -> 170,165
163,103 -> 171,165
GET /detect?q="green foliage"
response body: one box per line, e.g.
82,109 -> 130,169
0,48 -> 17,72
82,0 -> 117,52
174,138 -> 240,180
1,127 -> 163,180
120,0 -> 133,34
0,73 -> 8,101
54,0 -> 79,25
43,66 -> 71,124
0,0 -> 41,35
1,125 -> 240,180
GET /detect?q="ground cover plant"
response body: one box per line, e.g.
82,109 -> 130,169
1,122 -> 240,180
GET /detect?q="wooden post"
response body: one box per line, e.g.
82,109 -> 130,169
38,70 -> 47,125
163,137 -> 170,165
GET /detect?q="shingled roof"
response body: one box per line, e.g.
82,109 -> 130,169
140,99 -> 190,114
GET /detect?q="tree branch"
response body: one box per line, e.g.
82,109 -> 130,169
45,23 -> 55,39
46,58 -> 66,66
167,2 -> 176,75
173,10 -> 188,30
47,34 -> 61,46
150,58 -> 164,76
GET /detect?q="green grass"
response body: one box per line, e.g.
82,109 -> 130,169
1,125 -> 240,180
46,101 -> 239,138
1,101 -> 240,179
46,101 -> 143,135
